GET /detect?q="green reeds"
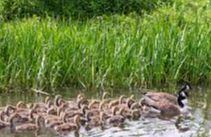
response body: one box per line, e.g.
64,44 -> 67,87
0,1 -> 211,91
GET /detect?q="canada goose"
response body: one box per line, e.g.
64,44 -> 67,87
107,107 -> 125,127
3,104 -> 34,123
0,119 -> 10,129
85,112 -> 105,130
87,92 -> 110,109
76,94 -> 89,108
123,95 -> 135,104
54,95 -> 64,108
89,92 -> 110,109
83,101 -> 105,119
27,103 -> 35,109
88,100 -> 100,109
47,107 -> 57,115
66,93 -> 89,109
97,100 -> 110,112
61,111 -> 86,126
142,83 -> 191,105
44,108 -> 63,125
54,115 -> 81,135
8,108 -> 35,124
0,108 -> 12,122
32,97 -> 53,114
33,96 -> 52,108
130,102 -> 142,110
45,113 -> 63,129
16,106 -> 35,119
58,104 -> 88,122
110,97 -> 136,120
33,96 -> 51,107
123,97 -> 135,109
16,101 -> 27,109
141,91 -> 189,118
0,111 -> 10,129
0,111 -> 7,121
131,109 -> 141,120
102,92 -> 110,100
10,115 -> 44,132
4,105 -> 16,116
56,94 -> 88,111
100,92 -> 111,105
87,92 -> 110,110
108,95 -> 127,108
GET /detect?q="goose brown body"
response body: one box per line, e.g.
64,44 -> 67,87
0,119 -> 10,129
142,83 -> 191,105
141,88 -> 190,118
85,112 -> 105,130
10,115 -> 44,132
141,96 -> 180,117
107,107 -> 125,127
54,115 -> 80,135
144,92 -> 178,104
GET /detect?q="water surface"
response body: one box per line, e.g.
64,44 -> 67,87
0,86 -> 210,137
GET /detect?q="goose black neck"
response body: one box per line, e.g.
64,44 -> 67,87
178,90 -> 188,97
177,98 -> 184,108
177,94 -> 185,108
178,85 -> 189,97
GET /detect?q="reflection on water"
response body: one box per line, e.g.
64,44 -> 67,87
0,86 -> 211,137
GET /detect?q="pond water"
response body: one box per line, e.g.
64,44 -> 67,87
0,86 -> 210,137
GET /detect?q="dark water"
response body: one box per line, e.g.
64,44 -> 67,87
0,86 -> 210,137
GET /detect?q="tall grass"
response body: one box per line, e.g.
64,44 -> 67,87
0,1 -> 211,91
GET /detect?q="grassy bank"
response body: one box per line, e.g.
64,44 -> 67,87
0,1 -> 211,91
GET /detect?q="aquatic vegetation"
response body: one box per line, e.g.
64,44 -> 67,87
0,0 -> 211,91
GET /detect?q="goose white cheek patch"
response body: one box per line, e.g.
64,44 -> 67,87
186,85 -> 190,90
180,91 -> 186,97
181,98 -> 188,105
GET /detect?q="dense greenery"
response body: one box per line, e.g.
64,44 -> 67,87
0,0 -> 170,20
0,0 -> 211,91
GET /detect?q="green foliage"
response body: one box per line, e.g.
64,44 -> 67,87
0,0 -> 169,20
0,0 -> 210,91
0,0 -> 42,19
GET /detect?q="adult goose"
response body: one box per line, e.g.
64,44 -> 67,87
141,83 -> 191,105
141,90 -> 189,118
